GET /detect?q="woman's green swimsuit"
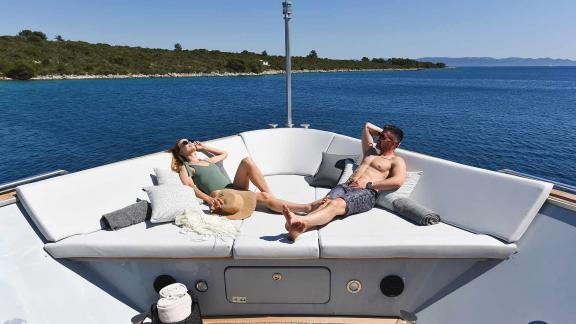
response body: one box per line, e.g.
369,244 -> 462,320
184,161 -> 233,194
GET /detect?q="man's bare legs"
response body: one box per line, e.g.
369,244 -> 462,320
233,157 -> 271,193
282,198 -> 347,241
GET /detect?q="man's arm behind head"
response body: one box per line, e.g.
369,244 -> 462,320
362,122 -> 383,157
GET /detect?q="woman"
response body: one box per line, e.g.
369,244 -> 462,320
170,138 -> 312,213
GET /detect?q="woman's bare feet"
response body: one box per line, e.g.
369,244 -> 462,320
282,205 -> 307,241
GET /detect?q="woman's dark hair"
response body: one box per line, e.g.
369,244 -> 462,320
382,125 -> 404,143
168,139 -> 186,172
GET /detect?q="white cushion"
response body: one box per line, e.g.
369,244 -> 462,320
17,135 -> 250,242
145,185 -> 202,223
376,171 -> 422,210
233,211 -> 319,259
154,168 -> 182,185
44,205 -> 240,259
241,128 -> 335,176
17,152 -> 173,242
264,175 -> 316,203
396,149 -> 553,242
319,208 -> 517,259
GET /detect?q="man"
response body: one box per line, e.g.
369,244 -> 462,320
282,122 -> 407,241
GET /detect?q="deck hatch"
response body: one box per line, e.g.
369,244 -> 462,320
224,266 -> 330,304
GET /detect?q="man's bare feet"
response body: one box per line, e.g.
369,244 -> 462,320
282,205 -> 307,241
283,204 -> 294,230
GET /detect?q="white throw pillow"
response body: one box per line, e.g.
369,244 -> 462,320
376,171 -> 423,210
144,184 -> 202,223
337,160 -> 357,185
154,168 -> 182,185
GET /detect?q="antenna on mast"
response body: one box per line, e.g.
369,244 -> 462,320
283,0 -> 293,128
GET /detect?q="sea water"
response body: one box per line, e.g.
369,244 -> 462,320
1,67 -> 575,186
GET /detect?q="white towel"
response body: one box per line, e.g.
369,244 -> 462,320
175,209 -> 239,240
157,293 -> 192,323
159,282 -> 188,298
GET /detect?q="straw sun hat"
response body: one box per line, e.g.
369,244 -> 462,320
211,189 -> 257,220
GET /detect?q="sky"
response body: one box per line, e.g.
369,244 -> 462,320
1,0 -> 575,60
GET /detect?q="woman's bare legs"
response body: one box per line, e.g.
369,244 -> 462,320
255,192 -> 312,213
282,199 -> 347,241
233,157 -> 271,193
234,157 -> 326,213
233,157 -> 339,215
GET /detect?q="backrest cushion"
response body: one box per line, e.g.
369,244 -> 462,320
396,149 -> 552,242
240,128 -> 335,176
324,133 -> 363,157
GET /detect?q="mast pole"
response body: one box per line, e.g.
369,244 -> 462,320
283,0 -> 293,128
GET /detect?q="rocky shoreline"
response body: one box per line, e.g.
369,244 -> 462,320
0,68 -> 423,81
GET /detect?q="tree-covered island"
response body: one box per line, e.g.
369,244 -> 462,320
0,30 -> 445,80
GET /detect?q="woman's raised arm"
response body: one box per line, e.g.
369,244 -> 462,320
194,141 -> 228,164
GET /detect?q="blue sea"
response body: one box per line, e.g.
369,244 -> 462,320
1,67 -> 575,187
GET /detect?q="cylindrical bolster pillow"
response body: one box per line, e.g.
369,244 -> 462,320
100,200 -> 150,230
392,198 -> 441,225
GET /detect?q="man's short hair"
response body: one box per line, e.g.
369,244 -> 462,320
382,125 -> 404,143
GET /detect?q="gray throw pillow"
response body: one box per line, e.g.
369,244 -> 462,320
311,152 -> 360,188
100,200 -> 151,230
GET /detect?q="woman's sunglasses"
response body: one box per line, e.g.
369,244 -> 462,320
179,139 -> 194,147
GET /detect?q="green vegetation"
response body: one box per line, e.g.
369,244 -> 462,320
307,50 -> 318,59
5,62 -> 35,80
18,30 -> 47,42
0,30 -> 445,79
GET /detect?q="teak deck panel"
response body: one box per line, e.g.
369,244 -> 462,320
203,316 -> 409,324
550,189 -> 576,205
0,190 -> 16,202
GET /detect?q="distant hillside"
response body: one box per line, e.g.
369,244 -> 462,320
418,57 -> 576,67
0,30 -> 444,80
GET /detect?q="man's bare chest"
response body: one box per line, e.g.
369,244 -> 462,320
369,158 -> 392,173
